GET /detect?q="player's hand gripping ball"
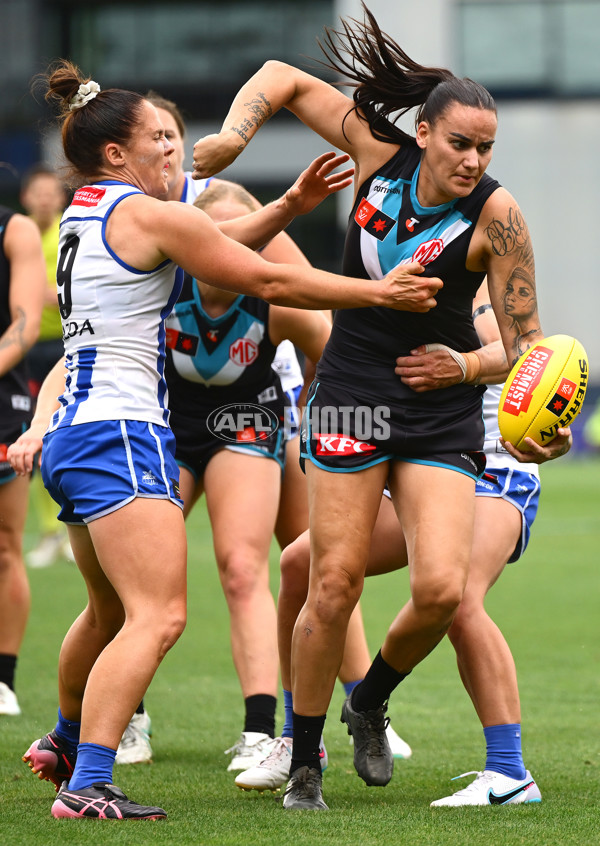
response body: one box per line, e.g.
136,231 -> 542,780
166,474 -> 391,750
498,334 -> 588,450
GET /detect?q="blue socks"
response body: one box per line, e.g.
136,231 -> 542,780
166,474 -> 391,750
484,723 -> 527,780
343,679 -> 362,697
54,709 -> 80,758
282,689 -> 294,738
68,742 -> 117,791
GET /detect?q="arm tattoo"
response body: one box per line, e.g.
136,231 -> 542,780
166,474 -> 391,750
485,206 -> 528,257
0,306 -> 27,355
229,92 -> 273,148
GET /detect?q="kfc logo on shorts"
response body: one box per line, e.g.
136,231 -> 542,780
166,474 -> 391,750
71,186 -> 107,207
315,434 -> 377,456
412,239 -> 444,265
230,338 -> 258,366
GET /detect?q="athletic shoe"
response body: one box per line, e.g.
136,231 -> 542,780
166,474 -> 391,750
235,736 -> 292,792
23,730 -> 76,791
282,766 -> 328,810
341,695 -> 393,786
116,711 -> 153,765
430,769 -> 542,807
26,533 -> 65,568
235,735 -> 328,793
225,731 -> 276,772
385,723 -> 412,759
51,780 -> 167,819
0,682 -> 21,715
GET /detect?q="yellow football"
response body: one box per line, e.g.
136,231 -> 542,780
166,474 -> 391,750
498,334 -> 589,450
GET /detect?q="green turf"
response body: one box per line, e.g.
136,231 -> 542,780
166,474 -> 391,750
1,456 -> 599,845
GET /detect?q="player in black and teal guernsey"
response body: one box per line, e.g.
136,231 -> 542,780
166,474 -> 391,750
189,7 -> 574,811
164,181 -> 332,777
303,141 -> 498,476
166,270 -> 290,475
0,205 -> 45,718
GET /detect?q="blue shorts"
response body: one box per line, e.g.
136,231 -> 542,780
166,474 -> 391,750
41,420 -> 183,524
476,465 -> 541,562
283,383 -> 303,440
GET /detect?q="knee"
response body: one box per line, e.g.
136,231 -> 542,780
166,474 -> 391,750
411,576 -> 466,627
219,551 -> 266,605
310,568 -> 363,626
154,601 -> 186,658
0,530 -> 22,578
279,541 -> 310,606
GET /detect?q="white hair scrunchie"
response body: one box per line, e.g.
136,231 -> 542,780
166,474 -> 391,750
69,80 -> 101,111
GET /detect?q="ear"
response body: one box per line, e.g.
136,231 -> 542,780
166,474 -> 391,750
415,121 -> 429,151
104,142 -> 126,168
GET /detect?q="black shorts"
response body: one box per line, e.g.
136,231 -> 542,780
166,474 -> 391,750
300,380 -> 485,479
171,405 -> 287,483
0,421 -> 29,485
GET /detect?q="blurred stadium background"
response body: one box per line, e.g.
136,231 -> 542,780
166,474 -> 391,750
2,0 -> 599,443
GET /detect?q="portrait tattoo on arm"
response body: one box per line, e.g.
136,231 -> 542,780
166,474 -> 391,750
485,206 -> 543,364
229,92 -> 273,150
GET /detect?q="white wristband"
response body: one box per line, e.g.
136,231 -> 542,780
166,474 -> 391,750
424,343 -> 467,381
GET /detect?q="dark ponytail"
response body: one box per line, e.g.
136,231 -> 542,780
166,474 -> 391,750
317,3 -> 494,145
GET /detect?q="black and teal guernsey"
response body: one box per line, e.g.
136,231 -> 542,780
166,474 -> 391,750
164,271 -> 284,417
317,144 -> 500,408
0,206 -> 32,430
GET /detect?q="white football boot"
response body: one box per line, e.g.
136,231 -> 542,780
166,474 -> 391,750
0,682 -> 21,715
116,711 -> 153,764
225,732 -> 276,772
235,736 -> 293,791
385,723 -> 412,758
431,769 -> 542,807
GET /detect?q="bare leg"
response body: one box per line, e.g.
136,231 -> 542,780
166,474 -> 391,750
0,476 -> 31,702
274,437 -> 308,550
447,496 -> 522,726
203,450 -> 280,700
379,463 -> 475,674
61,498 -> 187,748
291,462 -> 387,715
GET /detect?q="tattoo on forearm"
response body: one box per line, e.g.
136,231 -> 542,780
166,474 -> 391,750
0,307 -> 26,354
229,93 -> 272,149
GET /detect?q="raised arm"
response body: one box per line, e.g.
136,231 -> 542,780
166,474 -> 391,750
192,61 -> 393,187
0,214 -> 45,378
215,152 -> 353,249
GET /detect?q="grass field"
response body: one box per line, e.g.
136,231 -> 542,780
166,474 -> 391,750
1,456 -> 598,845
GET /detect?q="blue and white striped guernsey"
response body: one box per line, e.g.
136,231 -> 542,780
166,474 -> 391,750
48,181 -> 182,432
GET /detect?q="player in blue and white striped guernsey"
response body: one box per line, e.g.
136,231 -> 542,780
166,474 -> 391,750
14,59 -> 414,822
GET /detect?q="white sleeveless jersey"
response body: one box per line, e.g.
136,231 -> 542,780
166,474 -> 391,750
180,172 -> 212,204
48,181 -> 181,431
483,383 -> 539,478
179,172 -> 304,394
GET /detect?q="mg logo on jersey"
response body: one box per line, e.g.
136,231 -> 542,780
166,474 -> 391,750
412,238 -> 444,265
207,403 -> 279,443
315,434 -> 377,456
230,338 -> 258,366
